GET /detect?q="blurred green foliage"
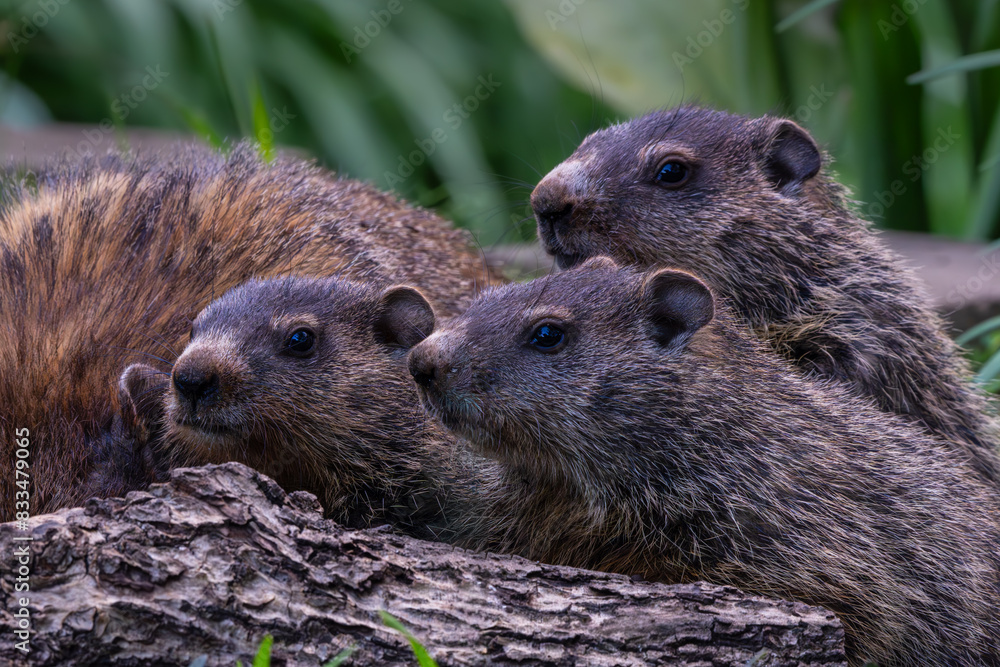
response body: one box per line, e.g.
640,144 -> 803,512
0,0 -> 613,245
1,0 -> 999,244
507,0 -> 1000,241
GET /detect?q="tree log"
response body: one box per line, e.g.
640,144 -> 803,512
0,463 -> 846,666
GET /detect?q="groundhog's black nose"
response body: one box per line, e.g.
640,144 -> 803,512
532,162 -> 588,237
531,190 -> 574,234
409,351 -> 437,390
173,367 -> 220,406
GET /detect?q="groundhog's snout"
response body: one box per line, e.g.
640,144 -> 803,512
531,160 -> 589,236
171,346 -> 239,415
173,363 -> 220,409
408,342 -> 441,391
408,335 -> 466,398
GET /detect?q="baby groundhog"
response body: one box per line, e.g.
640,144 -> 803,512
123,276 -> 488,538
0,143 -> 499,521
409,258 -> 1000,667
530,106 -> 1000,483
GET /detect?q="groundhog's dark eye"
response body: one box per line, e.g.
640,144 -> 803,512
655,160 -> 689,186
529,324 -> 566,353
284,328 -> 316,357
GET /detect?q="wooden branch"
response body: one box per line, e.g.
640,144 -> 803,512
0,463 -> 845,666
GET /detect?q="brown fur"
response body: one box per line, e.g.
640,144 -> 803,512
531,106 -> 1000,483
0,144 -> 500,521
122,276 -> 492,540
410,259 -> 1000,667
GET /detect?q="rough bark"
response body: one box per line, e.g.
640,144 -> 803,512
0,463 -> 845,667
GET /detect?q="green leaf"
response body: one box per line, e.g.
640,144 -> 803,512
976,346 -> 1000,383
205,18 -> 257,139
733,0 -> 784,113
261,26 -> 395,179
775,0 -> 841,33
323,645 -> 357,667
838,0 -> 890,218
252,634 -> 273,667
972,0 -> 1000,52
158,89 -> 226,148
907,49 -> 1000,85
968,102 -> 1000,238
362,31 -> 506,237
910,4 -> 975,238
956,314 -> 1000,346
379,611 -> 438,667
249,77 -> 274,161
505,0 -> 745,113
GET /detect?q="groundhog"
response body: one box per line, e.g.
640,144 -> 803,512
122,276 -> 492,539
530,106 -> 1000,484
0,143 -> 500,521
409,258 -> 1000,667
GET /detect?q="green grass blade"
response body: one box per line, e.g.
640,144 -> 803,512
262,26 -> 395,179
976,346 -> 1000,383
972,0 -> 1000,52
968,101 -> 1000,238
838,0 -> 891,222
736,0 -> 785,114
956,314 -> 1000,346
324,646 -> 357,667
907,49 -> 1000,85
249,77 -> 275,161
379,611 -> 438,667
910,3 -> 975,237
158,90 -> 226,148
206,20 -> 251,138
775,0 -> 841,33
252,634 -> 273,667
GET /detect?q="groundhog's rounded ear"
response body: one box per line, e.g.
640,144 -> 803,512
641,269 -> 714,353
762,119 -> 821,192
577,256 -> 620,272
119,363 -> 167,433
374,286 -> 436,352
